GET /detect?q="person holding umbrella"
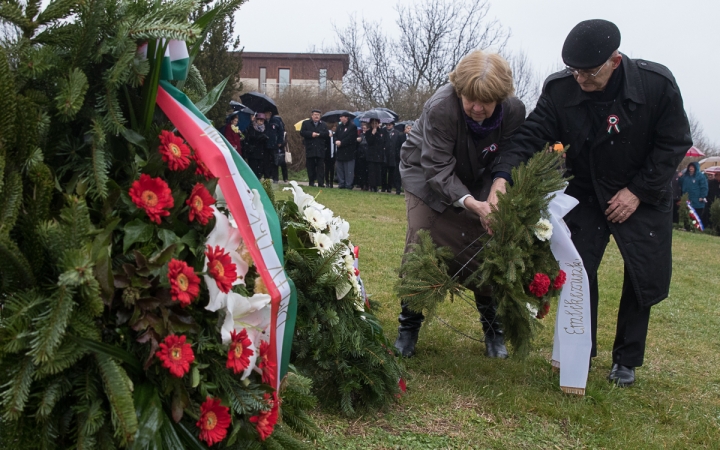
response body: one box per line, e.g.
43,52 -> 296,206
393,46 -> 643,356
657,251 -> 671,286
395,50 -> 526,360
334,112 -> 358,189
244,113 -> 269,179
384,120 -> 406,194
364,116 -> 388,192
299,109 -> 331,187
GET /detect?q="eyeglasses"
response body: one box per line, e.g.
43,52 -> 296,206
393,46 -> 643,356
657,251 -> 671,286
566,60 -> 610,78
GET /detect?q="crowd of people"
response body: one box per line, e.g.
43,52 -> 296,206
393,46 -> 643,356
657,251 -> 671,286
673,161 -> 720,228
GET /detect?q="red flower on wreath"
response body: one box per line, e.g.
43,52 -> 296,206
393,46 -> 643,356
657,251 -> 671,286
159,130 -> 191,171
249,393 -> 279,441
192,152 -> 214,179
528,273 -> 551,298
186,183 -> 216,225
129,174 -> 174,224
226,329 -> 254,374
156,334 -> 194,377
167,259 -> 200,307
197,396 -> 232,446
553,270 -> 567,290
205,245 -> 237,293
257,340 -> 276,387
536,301 -> 551,319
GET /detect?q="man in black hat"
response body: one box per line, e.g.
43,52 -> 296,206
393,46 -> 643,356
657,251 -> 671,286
299,109 -> 331,187
334,112 -> 358,189
501,19 -> 692,386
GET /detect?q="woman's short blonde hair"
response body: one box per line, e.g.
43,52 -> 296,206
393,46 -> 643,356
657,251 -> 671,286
448,50 -> 515,103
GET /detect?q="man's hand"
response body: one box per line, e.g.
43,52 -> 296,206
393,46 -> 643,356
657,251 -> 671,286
463,197 -> 494,234
605,187 -> 640,223
486,178 -> 507,210
312,132 -> 319,138
335,140 -> 341,147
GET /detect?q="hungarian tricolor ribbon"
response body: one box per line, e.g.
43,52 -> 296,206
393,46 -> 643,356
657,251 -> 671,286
137,39 -> 190,81
155,80 -> 297,392
686,201 -> 705,231
606,115 -> 620,134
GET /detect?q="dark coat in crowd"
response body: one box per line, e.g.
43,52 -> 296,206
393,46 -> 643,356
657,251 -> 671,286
364,127 -> 388,163
385,127 -> 406,167
501,55 -> 692,307
679,161 -> 709,210
264,120 -> 279,151
299,119 -> 330,158
243,125 -> 268,160
334,121 -> 358,161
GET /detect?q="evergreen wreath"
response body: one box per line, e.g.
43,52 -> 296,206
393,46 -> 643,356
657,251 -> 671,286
396,147 -> 568,356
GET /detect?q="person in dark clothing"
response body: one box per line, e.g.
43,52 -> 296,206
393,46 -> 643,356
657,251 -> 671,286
364,119 -> 387,192
324,124 -> 336,188
299,109 -> 330,187
355,123 -> 369,190
244,113 -> 269,179
223,113 -> 243,156
261,112 -> 279,181
679,161 -> 708,214
501,20 -> 692,387
265,111 -> 287,183
384,121 -> 406,194
334,113 -> 358,189
706,172 -> 720,228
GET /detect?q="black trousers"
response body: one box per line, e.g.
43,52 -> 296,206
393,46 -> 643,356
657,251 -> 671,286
262,149 -> 275,180
324,158 -> 335,187
355,158 -> 368,188
249,157 -> 264,180
367,161 -> 382,191
306,156 -> 325,186
381,166 -> 396,192
564,192 -> 652,367
393,162 -> 402,193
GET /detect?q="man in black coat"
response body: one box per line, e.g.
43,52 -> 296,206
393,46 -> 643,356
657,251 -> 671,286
384,121 -> 406,194
500,20 -> 692,387
334,113 -> 358,189
299,109 -> 331,187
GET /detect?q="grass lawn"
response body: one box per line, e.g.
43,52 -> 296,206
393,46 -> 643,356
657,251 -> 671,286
275,184 -> 720,449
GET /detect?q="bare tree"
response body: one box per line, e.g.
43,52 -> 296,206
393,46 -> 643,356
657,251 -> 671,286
504,49 -> 541,113
689,113 -> 720,156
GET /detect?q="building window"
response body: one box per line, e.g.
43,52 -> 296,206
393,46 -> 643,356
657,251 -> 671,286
319,68 -> 327,91
278,68 -> 290,94
259,67 -> 266,93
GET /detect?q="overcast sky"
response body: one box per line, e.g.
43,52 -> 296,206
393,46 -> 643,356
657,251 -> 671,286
234,0 -> 719,144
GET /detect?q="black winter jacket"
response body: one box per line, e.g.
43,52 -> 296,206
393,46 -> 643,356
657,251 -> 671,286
364,127 -> 387,163
334,121 -> 358,161
299,120 -> 330,158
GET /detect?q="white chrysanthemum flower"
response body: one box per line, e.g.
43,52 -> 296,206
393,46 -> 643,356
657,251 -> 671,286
526,302 -> 539,317
534,218 -> 553,241
304,206 -> 327,231
221,292 -> 272,379
284,181 -> 314,210
312,232 -> 334,254
344,254 -> 355,272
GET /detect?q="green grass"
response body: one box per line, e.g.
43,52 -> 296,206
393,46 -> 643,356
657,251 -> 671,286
274,184 -> 720,449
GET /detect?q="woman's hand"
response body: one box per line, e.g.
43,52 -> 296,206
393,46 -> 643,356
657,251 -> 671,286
463,197 -> 494,234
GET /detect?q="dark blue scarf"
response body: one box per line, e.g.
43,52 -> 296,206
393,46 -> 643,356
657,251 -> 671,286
463,103 -> 504,140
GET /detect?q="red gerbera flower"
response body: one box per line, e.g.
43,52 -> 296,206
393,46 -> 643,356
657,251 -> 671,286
186,183 -> 216,225
167,259 -> 200,307
249,393 -> 279,441
205,245 -> 237,293
129,174 -> 174,224
528,273 -> 551,298
192,152 -> 214,179
553,270 -> 567,290
158,130 -> 191,171
155,334 -> 194,378
256,340 -> 276,387
536,301 -> 551,319
226,329 -> 254,374
196,396 -> 232,446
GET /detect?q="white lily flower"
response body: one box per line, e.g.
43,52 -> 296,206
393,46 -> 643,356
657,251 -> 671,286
284,181 -> 315,210
319,206 -> 334,225
221,292 -> 272,379
304,206 -> 327,231
312,232 -> 334,254
204,207 -> 249,312
333,218 -> 350,241
534,218 -> 553,241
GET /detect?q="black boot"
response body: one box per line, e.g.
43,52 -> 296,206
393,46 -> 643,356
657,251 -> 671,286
394,303 -> 424,358
475,295 -> 508,359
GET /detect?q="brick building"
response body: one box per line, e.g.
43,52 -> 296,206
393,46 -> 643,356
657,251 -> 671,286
237,52 -> 349,97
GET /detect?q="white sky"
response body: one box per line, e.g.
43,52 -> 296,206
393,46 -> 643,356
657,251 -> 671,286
235,0 -> 720,143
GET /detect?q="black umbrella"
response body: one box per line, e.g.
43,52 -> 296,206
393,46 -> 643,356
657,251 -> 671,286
372,107 -> 399,121
229,100 -> 255,115
358,109 -> 396,124
239,92 -> 279,116
321,110 -> 355,123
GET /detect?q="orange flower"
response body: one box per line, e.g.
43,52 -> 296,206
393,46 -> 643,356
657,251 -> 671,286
256,340 -> 276,387
129,174 -> 174,224
226,329 -> 254,374
159,130 -> 191,171
192,152 -> 214,179
167,259 -> 200,307
155,334 -> 194,378
196,397 -> 232,446
205,245 -> 237,293
249,393 -> 278,441
186,183 -> 216,225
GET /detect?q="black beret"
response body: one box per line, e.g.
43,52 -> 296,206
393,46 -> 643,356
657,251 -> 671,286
562,19 -> 621,69
311,109 -> 321,114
